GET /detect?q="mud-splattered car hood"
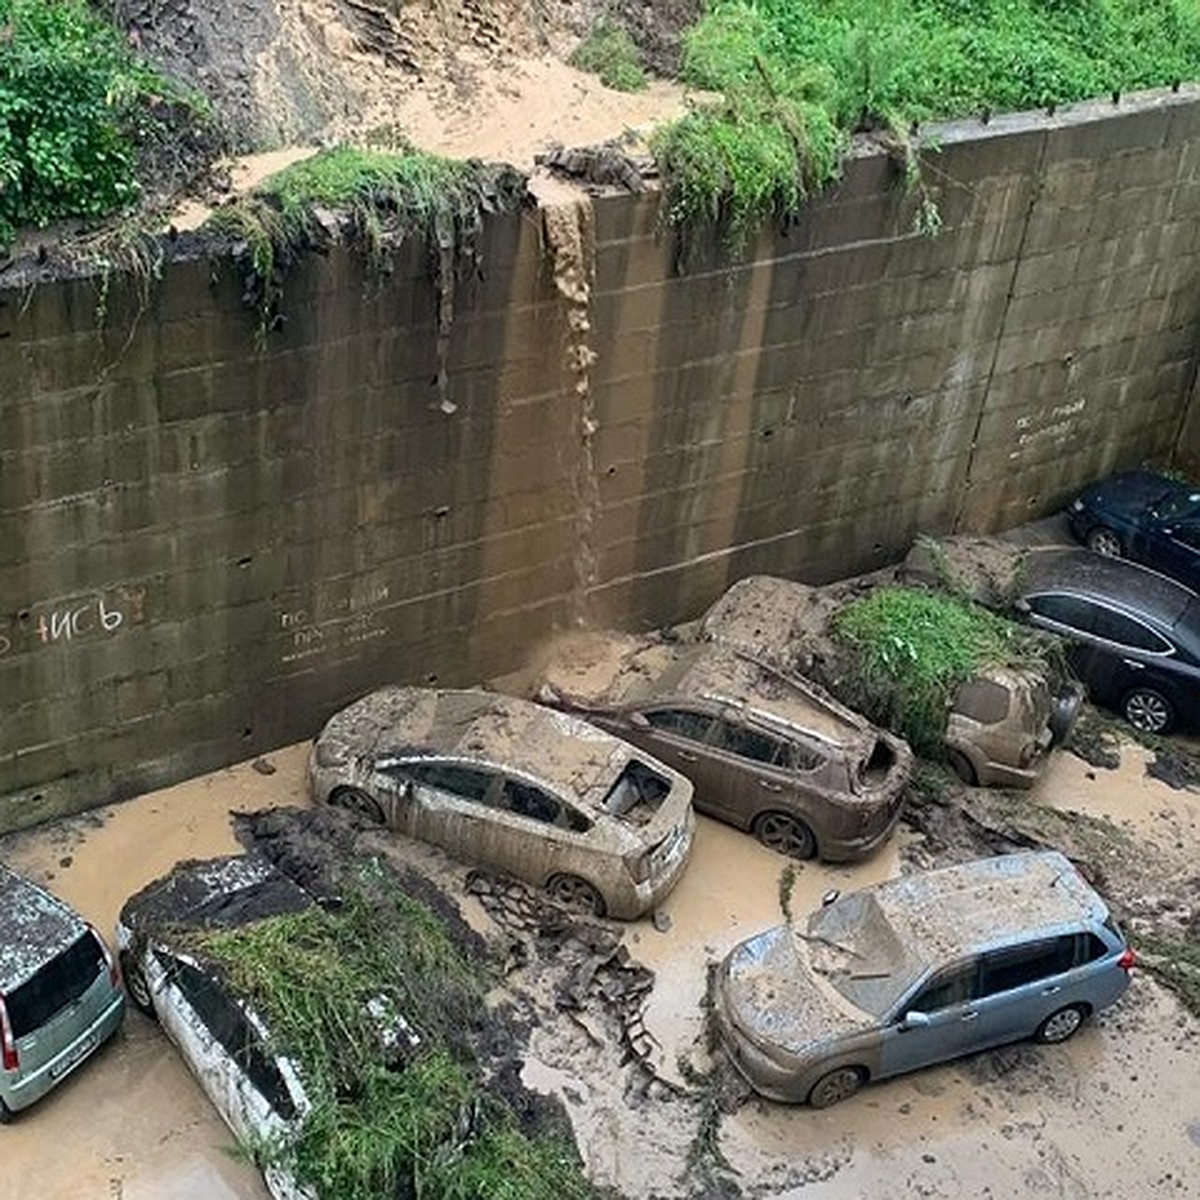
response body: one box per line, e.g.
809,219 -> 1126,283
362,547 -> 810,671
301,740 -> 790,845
0,863 -> 87,990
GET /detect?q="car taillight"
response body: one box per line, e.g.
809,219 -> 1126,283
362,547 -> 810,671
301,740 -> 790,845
0,996 -> 18,1072
1118,947 -> 1136,972
90,924 -> 120,987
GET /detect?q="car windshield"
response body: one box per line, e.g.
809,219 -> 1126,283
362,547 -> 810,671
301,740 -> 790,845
805,893 -> 924,1018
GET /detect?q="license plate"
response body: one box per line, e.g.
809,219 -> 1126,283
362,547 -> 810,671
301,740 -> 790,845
51,1034 -> 96,1079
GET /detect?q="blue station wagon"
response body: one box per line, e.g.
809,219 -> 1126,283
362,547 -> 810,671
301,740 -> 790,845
716,852 -> 1133,1107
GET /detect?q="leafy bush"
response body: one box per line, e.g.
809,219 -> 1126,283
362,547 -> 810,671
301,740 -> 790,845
0,0 -> 206,247
656,0 -> 1200,247
569,20 -> 648,92
831,586 -> 1058,757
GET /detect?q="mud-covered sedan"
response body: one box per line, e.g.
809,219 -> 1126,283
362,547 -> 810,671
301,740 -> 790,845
716,852 -> 1133,1107
533,634 -> 911,862
309,687 -> 695,919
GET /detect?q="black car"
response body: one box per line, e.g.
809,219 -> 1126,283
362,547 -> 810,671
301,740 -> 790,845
1014,548 -> 1200,734
1067,469 -> 1200,589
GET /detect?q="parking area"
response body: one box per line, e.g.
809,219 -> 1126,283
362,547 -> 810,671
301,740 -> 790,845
0,737 -> 1197,1198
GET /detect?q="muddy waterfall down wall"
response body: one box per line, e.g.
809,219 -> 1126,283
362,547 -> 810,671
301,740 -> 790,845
3,91 -> 1200,830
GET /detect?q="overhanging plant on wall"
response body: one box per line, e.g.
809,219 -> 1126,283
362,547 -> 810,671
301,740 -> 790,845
204,140 -> 530,349
651,0 -> 1200,259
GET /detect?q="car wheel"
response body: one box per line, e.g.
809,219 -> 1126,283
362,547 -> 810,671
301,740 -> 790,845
0,1096 -> 11,1125
328,787 -> 385,824
546,874 -> 606,917
808,1066 -> 866,1109
120,951 -> 156,1018
1121,687 -> 1175,735
1035,1004 -> 1088,1044
752,811 -> 817,860
1086,527 -> 1123,557
945,748 -> 977,786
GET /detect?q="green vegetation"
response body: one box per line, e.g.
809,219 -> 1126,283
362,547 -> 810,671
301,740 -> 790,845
654,0 -> 1200,247
569,20 -> 648,92
195,864 -> 592,1200
1135,931 -> 1200,1020
205,142 -> 527,338
0,0 -> 209,248
831,586 -> 1056,757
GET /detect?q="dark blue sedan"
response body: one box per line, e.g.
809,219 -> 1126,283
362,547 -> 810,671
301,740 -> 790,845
1067,469 -> 1200,589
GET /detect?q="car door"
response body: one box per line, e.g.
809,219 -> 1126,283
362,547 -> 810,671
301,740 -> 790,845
1154,520 -> 1200,590
1021,593 -> 1132,706
491,775 -> 585,884
972,935 -> 1091,1046
631,707 -> 729,816
400,761 -> 502,868
877,958 -> 985,1079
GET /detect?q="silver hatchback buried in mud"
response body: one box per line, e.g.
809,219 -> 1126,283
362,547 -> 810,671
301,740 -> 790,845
309,686 -> 696,919
0,864 -> 125,1119
716,852 -> 1133,1107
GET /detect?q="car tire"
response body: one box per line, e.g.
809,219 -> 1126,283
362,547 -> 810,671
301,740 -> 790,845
546,874 -> 606,917
328,787 -> 385,824
808,1066 -> 866,1108
1086,527 -> 1123,558
0,1096 -> 11,1125
120,951 -> 156,1018
752,811 -> 817,860
945,748 -> 978,786
1121,687 -> 1175,735
1035,1004 -> 1088,1044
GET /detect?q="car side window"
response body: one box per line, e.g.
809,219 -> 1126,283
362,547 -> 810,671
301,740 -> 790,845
405,762 -> 496,804
159,955 -> 297,1120
643,708 -> 715,742
1088,606 -> 1173,653
502,779 -> 591,832
711,720 -> 786,766
906,962 -> 979,1013
979,933 -> 1103,997
1025,593 -> 1097,635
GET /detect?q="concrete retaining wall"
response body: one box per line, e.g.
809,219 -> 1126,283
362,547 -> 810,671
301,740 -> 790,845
3,88 -> 1200,830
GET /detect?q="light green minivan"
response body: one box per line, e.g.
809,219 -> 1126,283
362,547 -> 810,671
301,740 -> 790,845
0,864 -> 125,1119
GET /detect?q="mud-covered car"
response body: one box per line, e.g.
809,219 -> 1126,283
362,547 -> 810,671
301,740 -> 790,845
532,635 -> 911,862
0,865 -> 125,1120
700,575 -> 1080,788
309,687 -> 695,919
716,851 -> 1134,1107
117,856 -> 322,1200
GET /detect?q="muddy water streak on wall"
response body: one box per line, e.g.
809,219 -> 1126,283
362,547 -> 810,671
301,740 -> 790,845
3,89 -> 1200,830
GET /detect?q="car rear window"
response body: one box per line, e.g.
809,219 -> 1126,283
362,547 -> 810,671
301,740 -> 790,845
5,931 -> 104,1038
954,677 -> 1011,725
602,760 -> 670,822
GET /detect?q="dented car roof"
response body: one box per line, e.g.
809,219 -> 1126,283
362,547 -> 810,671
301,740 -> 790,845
0,863 -> 88,990
318,686 -> 675,810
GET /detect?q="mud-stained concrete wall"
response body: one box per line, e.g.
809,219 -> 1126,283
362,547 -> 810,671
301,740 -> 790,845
3,89 -> 1200,830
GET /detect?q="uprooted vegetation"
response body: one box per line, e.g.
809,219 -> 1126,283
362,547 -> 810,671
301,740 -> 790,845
169,808 -> 597,1200
828,586 -> 1064,757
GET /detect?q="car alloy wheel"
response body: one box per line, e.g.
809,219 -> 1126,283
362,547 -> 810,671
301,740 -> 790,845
1122,688 -> 1174,735
808,1066 -> 865,1108
752,811 -> 816,860
546,874 -> 606,917
1086,527 -> 1123,558
1036,1005 -> 1086,1044
328,787 -> 385,824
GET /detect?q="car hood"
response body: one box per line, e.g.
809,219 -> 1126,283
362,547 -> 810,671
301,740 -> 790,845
1079,469 -> 1176,517
721,924 -> 874,1056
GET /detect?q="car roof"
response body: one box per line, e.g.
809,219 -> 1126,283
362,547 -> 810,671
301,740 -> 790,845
863,851 -> 1108,960
1020,547 -> 1196,626
0,864 -> 88,990
323,686 -> 649,806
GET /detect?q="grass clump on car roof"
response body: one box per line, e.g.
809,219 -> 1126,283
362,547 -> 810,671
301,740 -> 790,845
193,859 -> 594,1200
654,0 -> 1200,250
830,586 -> 1059,758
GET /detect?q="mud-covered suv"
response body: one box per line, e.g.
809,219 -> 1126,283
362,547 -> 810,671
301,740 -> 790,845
0,864 -> 125,1119
699,575 -> 1080,788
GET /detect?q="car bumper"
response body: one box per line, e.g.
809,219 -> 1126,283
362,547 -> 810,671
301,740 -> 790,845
1,990 -> 125,1113
612,807 -> 696,920
716,983 -> 814,1103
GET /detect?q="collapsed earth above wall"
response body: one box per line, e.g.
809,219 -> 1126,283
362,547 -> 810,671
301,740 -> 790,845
2,88 -> 1199,831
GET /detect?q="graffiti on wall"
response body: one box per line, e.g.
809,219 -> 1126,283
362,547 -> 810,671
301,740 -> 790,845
279,581 -> 391,666
1009,397 -> 1087,459
0,587 -> 146,658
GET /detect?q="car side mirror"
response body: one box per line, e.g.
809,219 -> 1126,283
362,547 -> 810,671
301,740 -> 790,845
899,1011 -> 931,1031
821,889 -> 840,907
1012,598 -> 1030,615
629,711 -> 651,729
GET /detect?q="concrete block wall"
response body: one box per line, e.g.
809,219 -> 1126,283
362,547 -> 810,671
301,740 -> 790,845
3,88 -> 1200,830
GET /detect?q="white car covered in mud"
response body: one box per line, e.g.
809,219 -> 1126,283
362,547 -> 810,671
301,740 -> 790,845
310,686 -> 697,918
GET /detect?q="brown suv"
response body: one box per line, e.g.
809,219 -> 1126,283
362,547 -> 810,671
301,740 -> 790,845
533,634 -> 912,862
699,575 -> 1080,788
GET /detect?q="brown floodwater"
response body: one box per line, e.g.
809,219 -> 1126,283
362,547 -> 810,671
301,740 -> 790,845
1,739 -> 1197,1199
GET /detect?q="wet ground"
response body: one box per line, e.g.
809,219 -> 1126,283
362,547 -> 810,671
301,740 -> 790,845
1,737 -> 1197,1199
